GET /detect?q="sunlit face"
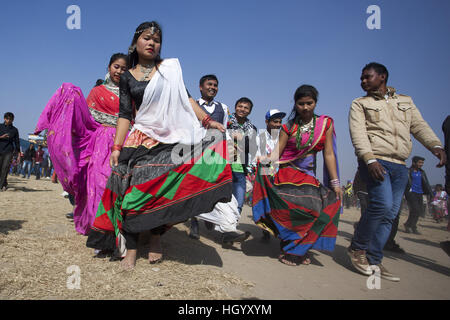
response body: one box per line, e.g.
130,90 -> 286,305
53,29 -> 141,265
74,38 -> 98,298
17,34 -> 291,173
199,79 -> 218,101
266,118 -> 282,132
136,29 -> 161,61
235,102 -> 252,119
108,58 -> 127,84
295,96 -> 316,121
360,68 -> 385,93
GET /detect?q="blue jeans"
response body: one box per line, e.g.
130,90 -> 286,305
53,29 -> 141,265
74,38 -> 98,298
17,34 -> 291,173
232,171 -> 247,213
22,160 -> 33,178
351,159 -> 408,265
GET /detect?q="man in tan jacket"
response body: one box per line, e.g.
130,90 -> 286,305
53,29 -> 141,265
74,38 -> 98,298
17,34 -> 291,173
347,62 -> 446,282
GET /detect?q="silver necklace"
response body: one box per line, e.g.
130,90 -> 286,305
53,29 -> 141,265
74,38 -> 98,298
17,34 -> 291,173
299,117 -> 314,133
139,63 -> 155,81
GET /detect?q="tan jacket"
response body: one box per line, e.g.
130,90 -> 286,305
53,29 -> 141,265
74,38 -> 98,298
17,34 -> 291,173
349,87 -> 442,165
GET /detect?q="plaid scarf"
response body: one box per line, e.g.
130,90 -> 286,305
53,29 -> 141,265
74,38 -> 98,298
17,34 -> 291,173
227,113 -> 257,138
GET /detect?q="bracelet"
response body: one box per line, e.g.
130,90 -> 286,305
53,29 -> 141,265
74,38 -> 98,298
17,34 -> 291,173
111,144 -> 123,152
202,115 -> 212,128
330,179 -> 340,187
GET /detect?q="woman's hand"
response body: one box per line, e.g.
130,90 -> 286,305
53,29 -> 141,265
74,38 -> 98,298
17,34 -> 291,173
110,150 -> 121,167
333,186 -> 343,201
207,120 -> 225,132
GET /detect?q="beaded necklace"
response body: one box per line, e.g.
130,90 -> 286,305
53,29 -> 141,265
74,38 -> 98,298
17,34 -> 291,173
295,114 -> 317,150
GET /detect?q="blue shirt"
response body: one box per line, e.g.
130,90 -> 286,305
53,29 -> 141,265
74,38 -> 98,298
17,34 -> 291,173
411,170 -> 423,194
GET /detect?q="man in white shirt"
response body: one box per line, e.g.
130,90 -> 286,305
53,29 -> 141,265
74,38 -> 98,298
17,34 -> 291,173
190,75 -> 250,246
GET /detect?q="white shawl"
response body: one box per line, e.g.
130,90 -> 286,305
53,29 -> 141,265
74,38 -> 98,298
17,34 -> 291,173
132,58 -> 207,145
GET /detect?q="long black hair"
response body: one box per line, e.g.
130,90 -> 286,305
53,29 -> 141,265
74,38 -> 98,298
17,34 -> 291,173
127,21 -> 163,69
287,85 -> 319,123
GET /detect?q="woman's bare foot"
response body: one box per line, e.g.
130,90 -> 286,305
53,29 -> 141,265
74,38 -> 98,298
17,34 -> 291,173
148,234 -> 163,264
120,249 -> 137,270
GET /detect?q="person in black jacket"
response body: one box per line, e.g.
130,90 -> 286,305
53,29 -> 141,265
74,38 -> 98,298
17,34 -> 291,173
22,144 -> 36,179
404,156 -> 433,234
0,112 -> 20,191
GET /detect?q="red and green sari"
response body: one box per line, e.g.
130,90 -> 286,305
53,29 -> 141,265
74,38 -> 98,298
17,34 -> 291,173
252,115 -> 341,256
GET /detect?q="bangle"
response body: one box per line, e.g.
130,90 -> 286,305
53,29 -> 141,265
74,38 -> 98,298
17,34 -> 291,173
202,115 -> 212,128
330,179 -> 340,187
111,144 -> 122,152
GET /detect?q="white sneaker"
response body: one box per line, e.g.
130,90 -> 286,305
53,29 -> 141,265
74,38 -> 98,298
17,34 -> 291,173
61,191 -> 69,198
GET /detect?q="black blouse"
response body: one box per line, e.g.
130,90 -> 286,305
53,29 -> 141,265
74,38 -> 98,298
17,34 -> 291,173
118,70 -> 149,121
118,69 -> 191,121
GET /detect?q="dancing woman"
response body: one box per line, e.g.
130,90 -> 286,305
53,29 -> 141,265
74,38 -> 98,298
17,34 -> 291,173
252,85 -> 342,266
35,53 -> 128,235
86,21 -> 232,269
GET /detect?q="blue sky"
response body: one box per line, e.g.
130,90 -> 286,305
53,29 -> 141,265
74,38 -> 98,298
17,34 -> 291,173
1,0 -> 449,184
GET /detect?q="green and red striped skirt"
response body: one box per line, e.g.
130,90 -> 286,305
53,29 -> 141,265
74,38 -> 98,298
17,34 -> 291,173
86,129 -> 232,255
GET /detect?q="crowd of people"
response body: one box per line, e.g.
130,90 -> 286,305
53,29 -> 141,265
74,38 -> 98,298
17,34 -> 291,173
1,21 -> 449,281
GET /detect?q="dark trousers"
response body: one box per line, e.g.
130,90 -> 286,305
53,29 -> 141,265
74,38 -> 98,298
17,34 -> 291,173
405,192 -> 424,230
0,152 -> 13,188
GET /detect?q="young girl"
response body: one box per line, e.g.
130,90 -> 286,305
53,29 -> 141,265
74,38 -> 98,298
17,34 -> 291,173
252,85 -> 342,266
35,53 -> 128,235
431,184 -> 448,223
86,21 -> 231,270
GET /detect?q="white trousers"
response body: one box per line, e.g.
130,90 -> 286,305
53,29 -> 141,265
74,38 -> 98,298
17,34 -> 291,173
197,195 -> 241,233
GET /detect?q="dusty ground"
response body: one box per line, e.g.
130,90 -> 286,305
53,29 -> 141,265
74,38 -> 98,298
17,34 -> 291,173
0,175 -> 449,300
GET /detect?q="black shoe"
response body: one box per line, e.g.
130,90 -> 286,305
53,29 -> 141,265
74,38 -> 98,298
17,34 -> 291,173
261,230 -> 271,242
204,221 -> 214,230
412,228 -> 421,235
384,242 -> 406,254
404,224 -> 412,233
189,218 -> 200,240
222,231 -> 251,247
66,213 -> 74,219
440,241 -> 450,257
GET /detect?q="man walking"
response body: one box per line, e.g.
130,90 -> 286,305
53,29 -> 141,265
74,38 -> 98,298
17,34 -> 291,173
347,62 -> 446,282
404,156 -> 433,234
34,145 -> 45,180
188,75 -> 250,246
189,74 -> 228,239
0,112 -> 20,191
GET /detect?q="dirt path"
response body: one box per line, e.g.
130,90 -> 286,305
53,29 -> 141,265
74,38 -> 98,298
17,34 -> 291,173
1,175 -> 449,299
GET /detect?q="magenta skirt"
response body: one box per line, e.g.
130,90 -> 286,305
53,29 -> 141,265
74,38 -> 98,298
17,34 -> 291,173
35,83 -> 118,235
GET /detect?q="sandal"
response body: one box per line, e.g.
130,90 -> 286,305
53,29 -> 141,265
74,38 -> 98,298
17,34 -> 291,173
278,254 -> 300,266
299,253 -> 311,265
278,253 -> 311,266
